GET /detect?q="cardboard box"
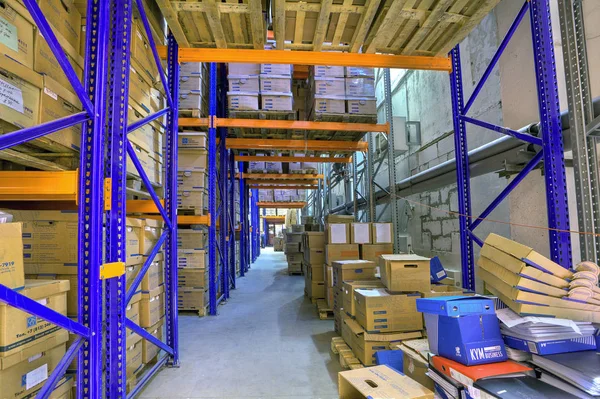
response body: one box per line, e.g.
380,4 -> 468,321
326,223 -> 350,244
354,289 -> 422,333
288,262 -> 302,274
345,77 -> 375,97
178,132 -> 207,149
371,223 -> 393,244
0,341 -> 67,399
345,317 -> 422,366
0,280 -> 69,358
228,75 -> 259,93
178,288 -> 208,310
421,285 -> 475,298
308,281 -> 325,299
260,74 -> 292,93
0,223 -> 25,290
261,64 -> 292,75
309,265 -> 324,282
40,0 -> 82,49
132,254 -> 164,292
140,286 -> 165,327
228,63 -> 260,75
312,65 -> 345,77
332,260 -> 377,288
177,171 -> 206,192
338,365 -> 434,399
304,248 -> 325,266
126,218 -> 143,262
140,219 -> 164,256
342,280 -> 385,317
26,274 -> 78,317
285,232 -> 303,244
178,229 -> 207,249
350,223 -> 371,244
178,249 -> 206,268
286,253 -> 303,264
228,92 -> 259,110
126,337 -> 143,378
304,232 -> 325,249
312,95 -> 345,114
379,254 -> 431,293
131,20 -> 158,82
360,243 -> 393,262
178,149 -> 208,171
178,190 -> 206,210
311,77 -> 345,96
284,243 -> 300,254
178,268 -> 208,289
347,97 -> 376,115
399,339 -> 435,391
325,244 -> 359,264
142,318 -> 164,363
262,93 -> 293,111
325,215 -> 354,224
0,0 -> 35,68
0,55 -> 42,131
345,67 -> 376,78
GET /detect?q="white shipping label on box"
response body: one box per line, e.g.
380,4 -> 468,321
0,16 -> 18,52
374,223 -> 391,243
330,224 -> 347,244
354,225 -> 370,243
0,77 -> 24,113
26,364 -> 48,389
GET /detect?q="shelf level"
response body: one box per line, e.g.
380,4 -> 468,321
235,155 -> 352,163
242,173 -> 324,180
257,201 -> 307,209
0,171 -> 78,201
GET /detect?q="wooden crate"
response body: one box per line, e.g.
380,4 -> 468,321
156,0 -> 266,49
363,0 -> 502,56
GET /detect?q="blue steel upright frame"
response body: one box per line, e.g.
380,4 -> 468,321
451,0 -> 572,290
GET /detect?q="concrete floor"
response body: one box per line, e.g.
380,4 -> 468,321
140,247 -> 341,399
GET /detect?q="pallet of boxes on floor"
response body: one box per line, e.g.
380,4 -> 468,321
284,225 -> 304,276
177,228 -> 209,316
300,216 -> 325,306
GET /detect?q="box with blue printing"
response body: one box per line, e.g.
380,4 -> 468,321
417,296 -> 507,366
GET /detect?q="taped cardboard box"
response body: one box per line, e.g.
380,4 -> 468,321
142,318 -> 164,363
312,65 -> 345,78
126,218 -> 143,263
178,268 -> 208,289
0,222 -> 24,290
326,244 -> 360,265
261,64 -> 292,75
0,279 -> 69,358
326,223 -> 350,244
354,288 -> 422,333
177,190 -> 207,211
350,223 -> 371,244
140,285 -> 165,328
178,229 -> 207,249
312,95 -> 345,114
262,93 -> 293,111
177,170 -> 206,192
0,340 -> 67,399
126,336 -> 143,378
9,210 -> 78,265
0,55 -> 42,132
140,219 -> 164,256
379,254 -> 431,293
178,249 -> 206,268
304,248 -> 325,266
307,281 -> 325,299
26,274 -> 78,317
342,280 -> 385,317
345,317 -> 422,366
332,260 -> 377,289
345,77 -> 375,97
129,254 -> 164,292
0,0 -> 35,68
228,63 -> 260,75
179,89 -> 205,109
130,19 -> 159,82
178,132 -> 207,149
347,98 -> 376,115
228,92 -> 259,111
40,0 -> 82,50
338,365 -> 434,399
309,265 -> 324,282
178,288 -> 208,310
178,149 -> 208,171
229,75 -> 260,93
311,77 -> 345,96
360,243 -> 393,263
260,74 -> 292,93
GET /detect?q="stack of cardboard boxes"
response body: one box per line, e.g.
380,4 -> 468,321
178,62 -> 209,113
303,231 -> 326,301
227,63 -> 294,112
284,226 -> 304,275
308,66 -> 376,117
177,229 -> 209,314
177,131 -> 208,213
0,218 -> 75,397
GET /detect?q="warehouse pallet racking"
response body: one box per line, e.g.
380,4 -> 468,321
0,0 -> 593,397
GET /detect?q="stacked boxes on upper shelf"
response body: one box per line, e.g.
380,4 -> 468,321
178,229 -> 209,315
227,63 -> 294,112
308,66 -> 376,117
179,62 -> 209,114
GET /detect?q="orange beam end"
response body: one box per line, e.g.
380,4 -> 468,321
235,155 -> 352,163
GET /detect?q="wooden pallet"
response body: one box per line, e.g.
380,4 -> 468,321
178,305 -> 209,316
179,108 -> 207,119
363,0 -> 502,56
156,0 -> 266,50
228,110 -> 298,140
311,112 -> 378,141
316,299 -> 334,320
288,270 -> 304,276
330,337 -> 364,369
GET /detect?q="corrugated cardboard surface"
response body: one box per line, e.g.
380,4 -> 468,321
178,268 -> 208,289
332,260 -> 377,288
126,218 -> 143,262
0,0 -> 35,68
141,219 -> 164,256
304,232 -> 325,249
304,248 -> 325,266
228,75 -> 260,93
0,223 -> 24,290
178,249 -> 206,268
400,340 -> 435,391
178,149 -> 208,171
126,340 -> 143,378
177,229 -> 207,250
0,280 -> 69,358
380,254 -> 431,293
359,243 -> 393,263
342,280 -> 385,317
354,289 -> 422,333
142,318 -> 164,363
40,76 -> 82,151
338,365 -> 433,399
140,285 -> 165,328
178,288 -> 208,310
327,223 -> 350,244
325,244 -> 359,265
350,223 -> 371,244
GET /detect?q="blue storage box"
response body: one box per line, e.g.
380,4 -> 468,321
374,349 -> 404,373
416,295 -> 495,317
503,334 -> 596,355
430,256 -> 447,282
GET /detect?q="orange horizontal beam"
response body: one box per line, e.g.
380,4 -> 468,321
246,179 -> 319,185
249,185 -> 318,190
0,171 -> 78,201
141,213 -> 211,226
178,117 -> 388,133
157,47 -> 452,71
235,155 -> 352,163
243,173 -> 323,180
226,138 -> 368,152
257,201 -> 307,209
127,200 -> 210,225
